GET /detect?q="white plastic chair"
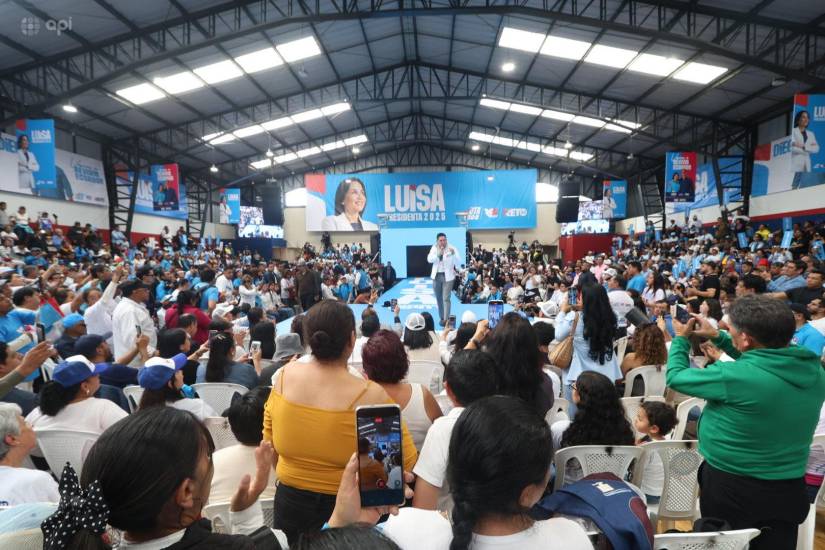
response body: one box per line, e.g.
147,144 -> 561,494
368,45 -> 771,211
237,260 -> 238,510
621,396 -> 666,439
796,434 -> 825,550
123,385 -> 144,413
0,529 -> 43,549
614,336 -> 629,365
192,383 -> 249,414
35,428 -> 99,478
203,416 -> 240,450
553,445 -> 644,490
406,360 -> 444,393
653,528 -> 760,549
634,440 -> 703,532
203,499 -> 274,534
544,398 -> 570,427
671,397 -> 706,440
623,365 -> 667,397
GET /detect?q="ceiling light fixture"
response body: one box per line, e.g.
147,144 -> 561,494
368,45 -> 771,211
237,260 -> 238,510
153,71 -> 204,94
501,62 -> 516,72
498,27 -> 546,53
193,59 -> 244,84
672,61 -> 728,84
265,148 -> 274,157
540,35 -> 592,61
235,47 -> 284,73
276,36 -> 322,62
62,103 -> 78,113
471,144 -> 480,151
115,82 -> 165,105
564,140 -> 573,149
210,164 -> 219,173
352,146 -> 360,154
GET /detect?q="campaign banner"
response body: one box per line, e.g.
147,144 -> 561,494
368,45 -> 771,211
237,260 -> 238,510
601,179 -> 627,219
115,166 -> 188,220
151,164 -> 181,212
752,134 -> 825,196
219,188 -> 241,224
781,231 -> 793,249
304,169 -> 537,231
791,94 -> 825,172
15,119 -> 57,196
666,158 -> 740,215
664,152 -> 697,202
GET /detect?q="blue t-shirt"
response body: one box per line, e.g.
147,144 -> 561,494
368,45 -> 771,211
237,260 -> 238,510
196,283 -> 220,310
0,309 -> 36,353
627,274 -> 647,293
793,324 -> 825,356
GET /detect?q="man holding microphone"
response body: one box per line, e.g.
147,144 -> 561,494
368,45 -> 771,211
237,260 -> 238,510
427,233 -> 460,327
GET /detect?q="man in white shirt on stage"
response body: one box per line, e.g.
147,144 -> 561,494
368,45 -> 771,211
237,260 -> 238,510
428,233 -> 461,327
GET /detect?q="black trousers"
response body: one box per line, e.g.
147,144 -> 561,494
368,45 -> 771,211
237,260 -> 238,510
699,461 -> 809,550
299,293 -> 317,312
272,483 -> 336,546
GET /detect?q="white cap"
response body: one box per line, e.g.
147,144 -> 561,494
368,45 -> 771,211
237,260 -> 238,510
404,313 -> 426,331
460,310 -> 478,324
538,301 -> 559,318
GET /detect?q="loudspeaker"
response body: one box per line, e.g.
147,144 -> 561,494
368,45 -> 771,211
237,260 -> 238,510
257,185 -> 283,225
370,233 -> 381,257
560,180 -> 579,198
556,197 -> 579,223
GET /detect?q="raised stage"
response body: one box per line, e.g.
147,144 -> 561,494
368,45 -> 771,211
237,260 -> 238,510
275,277 -> 514,334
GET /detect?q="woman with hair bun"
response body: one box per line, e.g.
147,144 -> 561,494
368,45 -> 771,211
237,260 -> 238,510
263,300 -> 418,545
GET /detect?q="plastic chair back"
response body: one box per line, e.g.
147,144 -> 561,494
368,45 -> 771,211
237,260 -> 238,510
0,529 -> 43,549
614,336 -> 629,365
192,383 -> 249,414
623,365 -> 667,397
35,428 -> 99,479
202,501 -> 230,534
553,444 -> 644,490
634,440 -> 703,524
123,385 -> 144,413
671,398 -> 706,440
653,528 -> 760,549
544,398 -> 570,427
203,416 -> 240,450
813,434 -> 825,511
621,396 -> 666,439
406,360 -> 444,393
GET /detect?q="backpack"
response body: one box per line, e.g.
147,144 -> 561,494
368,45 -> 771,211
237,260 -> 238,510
532,473 -> 654,550
195,283 -> 217,308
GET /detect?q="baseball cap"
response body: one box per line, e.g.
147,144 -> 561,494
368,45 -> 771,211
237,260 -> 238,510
538,300 -> 559,318
602,268 -> 619,280
52,355 -> 109,387
62,313 -> 85,330
460,310 -> 478,324
404,313 -> 426,331
137,353 -> 188,390
73,333 -> 113,359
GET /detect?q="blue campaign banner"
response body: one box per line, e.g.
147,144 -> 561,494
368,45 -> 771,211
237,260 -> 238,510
602,179 -> 627,219
783,217 -> 793,232
304,169 -> 537,231
115,167 -> 188,220
219,188 -> 241,224
15,119 -> 56,195
791,94 -> 825,172
737,232 -> 749,249
781,231 -> 794,249
664,152 -> 697,203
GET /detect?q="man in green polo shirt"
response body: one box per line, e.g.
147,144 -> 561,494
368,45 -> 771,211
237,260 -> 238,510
667,295 -> 825,550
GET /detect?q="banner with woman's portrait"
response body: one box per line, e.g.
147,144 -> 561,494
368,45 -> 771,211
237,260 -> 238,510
791,94 -> 824,173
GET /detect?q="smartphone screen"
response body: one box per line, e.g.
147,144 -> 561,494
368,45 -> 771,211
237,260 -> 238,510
488,300 -> 504,329
675,304 -> 691,324
35,323 -> 46,343
448,314 -> 456,329
568,288 -> 578,306
250,340 -> 261,353
356,405 -> 404,507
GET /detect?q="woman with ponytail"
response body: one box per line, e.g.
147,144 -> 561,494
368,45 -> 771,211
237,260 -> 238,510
378,396 -> 591,549
263,300 -> 418,545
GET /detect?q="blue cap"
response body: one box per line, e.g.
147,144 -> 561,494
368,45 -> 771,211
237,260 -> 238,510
137,353 -> 187,390
62,313 -> 85,330
52,355 -> 109,387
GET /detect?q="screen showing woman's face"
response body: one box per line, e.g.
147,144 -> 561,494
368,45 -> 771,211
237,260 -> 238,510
798,112 -> 809,128
342,182 -> 366,215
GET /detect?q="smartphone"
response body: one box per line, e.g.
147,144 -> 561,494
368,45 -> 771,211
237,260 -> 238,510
35,323 -> 46,343
674,304 -> 691,324
568,288 -> 578,306
356,404 -> 405,507
135,324 -> 142,336
488,300 -> 504,330
250,340 -> 261,354
448,314 -> 456,329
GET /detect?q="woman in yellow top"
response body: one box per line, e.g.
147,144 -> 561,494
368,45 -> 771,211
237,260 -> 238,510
263,300 -> 417,544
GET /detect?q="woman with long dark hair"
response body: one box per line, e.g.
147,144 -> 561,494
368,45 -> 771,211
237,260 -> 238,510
402,312 -> 441,363
482,312 -> 554,416
250,320 -> 276,360
164,289 -> 211,345
196,332 -> 260,389
555,283 -> 619,411
641,272 -> 666,312
137,354 -> 216,419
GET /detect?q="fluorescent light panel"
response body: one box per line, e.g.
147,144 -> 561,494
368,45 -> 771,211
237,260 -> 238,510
235,47 -> 283,73
498,27 -> 546,53
627,53 -> 684,76
479,98 -> 511,110
153,71 -> 204,94
209,134 -> 236,145
261,117 -> 292,131
115,82 -> 165,104
291,109 -> 323,124
194,59 -> 244,84
584,44 -> 639,68
480,99 -> 640,135
509,103 -> 543,116
250,134 -> 368,169
673,61 -> 728,84
276,36 -> 321,62
540,35 -> 592,60
233,125 -> 266,138
321,102 -> 351,116
467,129 -> 592,162
250,159 -> 273,169
206,101 -> 350,143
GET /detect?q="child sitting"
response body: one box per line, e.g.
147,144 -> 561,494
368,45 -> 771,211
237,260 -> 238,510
635,400 -> 678,503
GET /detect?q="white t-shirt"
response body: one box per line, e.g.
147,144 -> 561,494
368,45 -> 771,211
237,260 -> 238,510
210,444 -> 277,504
811,317 -> 825,337
639,441 -> 664,497
169,398 -> 217,420
381,507 -> 592,550
413,407 -> 464,511
26,398 -> 128,440
0,466 -> 60,506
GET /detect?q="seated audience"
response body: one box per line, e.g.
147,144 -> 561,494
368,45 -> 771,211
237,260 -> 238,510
667,295 -> 825,549
634,401 -> 678,503
156,328 -> 208,386
361,329 -> 442,450
790,303 -> 825,356
53,313 -> 87,358
137,354 -> 216,419
532,322 -> 562,398
438,320 -> 476,367
402,313 -> 441,363
196,331 -> 260,389
210,387 -> 277,504
0,403 -> 59,506
259,333 -> 305,386
0,341 -> 51,415
620,322 -> 668,395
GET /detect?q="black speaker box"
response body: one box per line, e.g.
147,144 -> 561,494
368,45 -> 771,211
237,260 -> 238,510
555,197 -> 579,223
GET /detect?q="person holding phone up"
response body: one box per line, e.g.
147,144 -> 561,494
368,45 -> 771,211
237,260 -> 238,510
428,233 -> 460,327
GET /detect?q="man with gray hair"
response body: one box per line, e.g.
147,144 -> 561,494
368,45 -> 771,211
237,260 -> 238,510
0,403 -> 59,505
667,295 -> 825,550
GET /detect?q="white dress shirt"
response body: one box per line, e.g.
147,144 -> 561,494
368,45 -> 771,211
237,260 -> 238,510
84,279 -> 118,347
427,244 -> 460,282
215,274 -> 234,296
111,297 -> 157,366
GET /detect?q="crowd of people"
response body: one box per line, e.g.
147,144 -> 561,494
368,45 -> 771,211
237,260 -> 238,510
0,205 -> 823,549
